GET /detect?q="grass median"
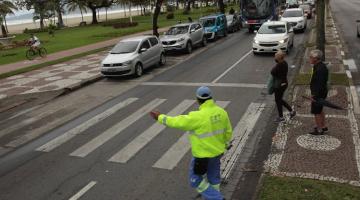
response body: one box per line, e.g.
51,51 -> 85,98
0,6 -> 228,66
258,175 -> 360,200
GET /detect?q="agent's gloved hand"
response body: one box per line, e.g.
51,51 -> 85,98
149,111 -> 160,120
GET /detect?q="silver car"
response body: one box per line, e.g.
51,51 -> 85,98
101,35 -> 165,77
160,22 -> 207,54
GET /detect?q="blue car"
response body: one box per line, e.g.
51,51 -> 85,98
200,14 -> 227,40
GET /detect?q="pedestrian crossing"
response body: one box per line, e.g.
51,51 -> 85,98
36,97 -> 265,174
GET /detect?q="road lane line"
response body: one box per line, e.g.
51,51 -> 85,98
152,101 -> 230,170
36,98 -> 138,152
108,99 -> 195,163
70,98 -> 166,158
212,50 -> 253,83
220,102 -> 265,180
141,82 -> 265,89
68,181 -> 97,200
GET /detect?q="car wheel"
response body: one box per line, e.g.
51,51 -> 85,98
186,42 -> 192,54
201,37 -> 207,47
134,63 -> 143,77
253,51 -> 258,55
159,53 -> 166,66
357,30 -> 360,38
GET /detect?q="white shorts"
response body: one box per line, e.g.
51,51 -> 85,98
32,42 -> 41,47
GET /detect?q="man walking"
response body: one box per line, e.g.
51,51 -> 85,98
150,86 -> 232,200
309,49 -> 329,135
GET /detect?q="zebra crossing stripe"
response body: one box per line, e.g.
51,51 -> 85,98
152,101 -> 230,170
108,99 -> 195,163
69,98 -> 166,158
36,98 -> 138,152
220,103 -> 265,180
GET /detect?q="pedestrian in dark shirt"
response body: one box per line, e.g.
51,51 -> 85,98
309,49 -> 329,135
271,51 -> 296,122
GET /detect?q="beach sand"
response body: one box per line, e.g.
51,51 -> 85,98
7,10 -> 143,34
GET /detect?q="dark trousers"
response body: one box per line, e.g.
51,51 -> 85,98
274,85 -> 292,117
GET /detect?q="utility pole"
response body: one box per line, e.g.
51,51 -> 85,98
316,0 -> 325,60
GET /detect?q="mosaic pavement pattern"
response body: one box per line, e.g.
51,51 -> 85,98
0,53 -> 106,100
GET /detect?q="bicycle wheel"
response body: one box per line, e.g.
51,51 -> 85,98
26,49 -> 36,60
39,47 -> 47,58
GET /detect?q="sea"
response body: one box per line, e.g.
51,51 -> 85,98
5,5 -> 141,26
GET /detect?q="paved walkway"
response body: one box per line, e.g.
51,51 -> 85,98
264,8 -> 360,187
0,28 -> 168,102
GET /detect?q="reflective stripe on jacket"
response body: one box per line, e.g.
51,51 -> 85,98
158,99 -> 233,158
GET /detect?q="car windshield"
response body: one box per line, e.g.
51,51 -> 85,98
241,0 -> 273,19
299,5 -> 310,11
282,10 -> 303,17
166,26 -> 189,35
110,41 -> 139,54
200,18 -> 216,27
258,24 -> 286,34
226,16 -> 233,23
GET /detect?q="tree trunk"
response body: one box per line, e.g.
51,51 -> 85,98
153,0 -> 163,37
80,8 -> 84,22
316,0 -> 325,60
56,1 -> 64,28
218,0 -> 225,13
186,0 -> 191,11
4,15 -> 8,33
106,8 -> 108,22
91,7 -> 98,24
124,3 -> 127,17
1,24 -> 7,38
129,2 -> 132,23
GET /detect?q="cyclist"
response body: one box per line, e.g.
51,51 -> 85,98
28,34 -> 41,51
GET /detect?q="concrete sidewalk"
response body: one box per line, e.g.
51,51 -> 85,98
264,7 -> 360,187
0,28 -> 168,104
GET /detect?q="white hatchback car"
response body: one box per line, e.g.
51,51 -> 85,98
252,21 -> 294,54
280,8 -> 307,32
101,35 -> 165,77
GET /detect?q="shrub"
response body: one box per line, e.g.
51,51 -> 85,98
23,26 -> 59,34
166,12 -> 174,19
205,8 -> 218,13
112,22 -> 138,29
144,11 -> 152,16
183,10 -> 190,15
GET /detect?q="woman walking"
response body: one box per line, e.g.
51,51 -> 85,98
271,51 -> 296,122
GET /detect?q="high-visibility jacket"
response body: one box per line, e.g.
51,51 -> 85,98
158,99 -> 233,158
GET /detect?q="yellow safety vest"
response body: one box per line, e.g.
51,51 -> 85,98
158,99 -> 233,158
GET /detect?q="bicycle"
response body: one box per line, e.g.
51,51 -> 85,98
26,45 -> 47,60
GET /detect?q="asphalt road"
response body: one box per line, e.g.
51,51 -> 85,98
330,0 -> 360,83
0,24 -> 308,200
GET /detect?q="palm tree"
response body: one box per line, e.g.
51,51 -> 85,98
0,0 -> 17,37
67,0 -> 87,22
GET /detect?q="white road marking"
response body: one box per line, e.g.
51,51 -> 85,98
221,103 -> 265,180
344,59 -> 358,72
212,50 -> 253,83
69,99 -> 166,157
108,99 -> 195,163
152,101 -> 230,170
350,86 -> 360,114
36,98 -> 138,152
68,181 -> 97,200
141,82 -> 265,89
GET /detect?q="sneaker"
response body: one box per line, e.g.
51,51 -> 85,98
289,111 -> 296,119
309,129 -> 324,135
274,117 -> 285,123
313,127 -> 328,132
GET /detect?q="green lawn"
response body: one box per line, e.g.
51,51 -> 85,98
258,175 -> 360,200
0,6 -> 233,66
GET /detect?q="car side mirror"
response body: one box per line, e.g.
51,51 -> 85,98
139,48 -> 147,53
190,29 -> 195,33
254,30 -> 258,33
357,20 -> 360,23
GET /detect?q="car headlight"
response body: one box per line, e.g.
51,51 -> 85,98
279,38 -> 289,44
177,37 -> 185,42
254,39 -> 259,44
123,60 -> 132,65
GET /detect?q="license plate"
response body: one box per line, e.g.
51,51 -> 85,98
103,68 -> 118,72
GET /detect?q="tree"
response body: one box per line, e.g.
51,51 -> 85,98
67,0 -> 87,22
0,0 -> 18,37
218,0 -> 224,13
153,0 -> 163,37
85,0 -> 114,24
53,0 -> 66,28
316,0 -> 325,60
15,0 -> 53,30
